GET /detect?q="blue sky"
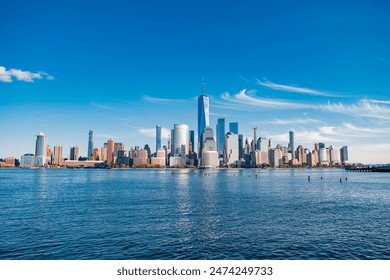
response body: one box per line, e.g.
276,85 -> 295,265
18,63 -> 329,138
1,0 -> 390,163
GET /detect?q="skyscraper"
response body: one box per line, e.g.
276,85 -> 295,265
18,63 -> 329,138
216,118 -> 225,156
107,138 -> 115,165
224,132 -> 239,167
340,146 -> 349,164
189,130 -> 195,153
197,79 -> 209,143
171,124 -> 189,156
70,146 -> 79,160
88,130 -> 94,160
53,145 -> 63,165
252,127 -> 257,151
156,125 -> 161,153
35,132 -> 47,167
229,122 -> 238,134
318,143 -> 327,165
289,131 -> 295,163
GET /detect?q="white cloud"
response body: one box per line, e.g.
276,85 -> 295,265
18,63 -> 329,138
91,102 -> 113,110
257,78 -> 336,97
267,118 -> 321,125
220,89 -> 313,109
138,127 -> 170,139
0,66 -> 54,83
321,99 -> 390,120
142,95 -> 187,104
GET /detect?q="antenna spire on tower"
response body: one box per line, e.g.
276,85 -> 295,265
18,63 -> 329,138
202,78 -> 205,95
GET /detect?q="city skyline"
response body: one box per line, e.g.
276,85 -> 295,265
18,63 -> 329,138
1,1 -> 390,164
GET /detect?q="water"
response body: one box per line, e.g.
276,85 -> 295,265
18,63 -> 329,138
0,168 -> 389,259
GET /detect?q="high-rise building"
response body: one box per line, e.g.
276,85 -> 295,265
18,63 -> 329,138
229,122 -> 238,134
20,154 -> 35,167
35,132 -> 47,167
252,127 -> 257,151
318,143 -> 327,165
189,130 -> 195,153
91,148 -> 100,161
171,124 -> 189,156
340,146 -> 349,164
216,118 -> 225,157
107,138 -> 115,165
238,134 -> 244,159
70,146 -> 79,161
201,130 -> 219,168
289,131 -> 295,164
224,132 -> 239,167
257,137 -> 268,152
156,125 -> 161,153
197,79 -> 209,143
53,145 -> 63,165
88,130 -> 94,160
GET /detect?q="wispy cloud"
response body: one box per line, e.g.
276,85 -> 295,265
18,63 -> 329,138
138,127 -> 170,139
267,118 -> 322,125
368,99 -> 390,105
91,102 -> 113,110
220,89 -> 313,109
0,66 -> 54,83
142,95 -> 187,104
257,78 -> 336,97
321,99 -> 390,120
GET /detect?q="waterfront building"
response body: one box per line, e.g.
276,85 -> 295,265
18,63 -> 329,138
117,150 -> 129,166
156,125 -> 162,153
35,132 -> 47,167
114,143 -> 125,158
2,157 -> 15,167
46,145 -> 52,165
329,146 -> 341,165
171,124 -> 189,156
133,149 -> 149,167
318,143 -> 327,165
197,80 -> 209,143
341,146 -> 349,164
169,156 -> 182,167
252,127 -> 257,151
91,148 -> 100,161
238,134 -> 244,159
189,130 -> 195,153
107,138 -> 115,165
307,150 -> 319,167
224,132 -> 239,167
296,145 -> 304,165
216,118 -> 225,157
101,146 -> 108,162
151,149 -> 166,167
257,137 -> 268,152
289,131 -> 295,165
88,130 -> 94,160
20,154 -> 35,167
53,145 -> 63,165
269,148 -> 282,167
70,146 -> 79,161
268,138 -> 272,149
229,122 -> 238,134
201,127 -> 219,168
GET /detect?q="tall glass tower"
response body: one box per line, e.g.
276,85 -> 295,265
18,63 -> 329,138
156,125 -> 161,152
88,130 -> 94,160
35,132 -> 47,167
197,79 -> 209,143
289,131 -> 295,163
216,118 -> 225,156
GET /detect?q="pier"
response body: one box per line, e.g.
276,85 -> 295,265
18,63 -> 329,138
346,166 -> 390,172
